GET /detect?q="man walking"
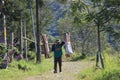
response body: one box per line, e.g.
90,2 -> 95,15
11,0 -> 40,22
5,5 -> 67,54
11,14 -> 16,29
52,40 -> 65,73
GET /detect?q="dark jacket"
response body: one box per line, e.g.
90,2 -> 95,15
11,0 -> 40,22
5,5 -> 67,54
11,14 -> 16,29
52,42 -> 65,58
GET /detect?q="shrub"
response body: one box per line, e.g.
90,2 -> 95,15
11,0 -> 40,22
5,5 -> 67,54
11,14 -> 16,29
0,43 -> 7,59
18,60 -> 31,71
27,51 -> 36,60
77,51 -> 120,80
96,69 -> 120,80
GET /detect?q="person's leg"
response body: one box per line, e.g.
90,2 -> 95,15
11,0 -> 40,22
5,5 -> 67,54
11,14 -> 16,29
54,58 -> 57,73
58,57 -> 62,72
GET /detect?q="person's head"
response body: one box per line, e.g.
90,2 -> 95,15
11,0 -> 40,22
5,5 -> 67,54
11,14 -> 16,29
55,39 -> 61,45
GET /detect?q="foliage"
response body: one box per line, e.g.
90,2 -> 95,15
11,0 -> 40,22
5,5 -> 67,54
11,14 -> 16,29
96,69 -> 120,80
58,10 -> 101,56
0,57 -> 53,80
0,0 -> 53,43
90,0 -> 120,38
57,0 -> 68,4
40,6 -> 54,33
0,43 -> 6,59
77,51 -> 120,80
57,0 -> 120,57
29,42 -> 35,51
27,51 -> 36,60
58,14 -> 74,35
18,60 -> 31,71
70,0 -> 120,37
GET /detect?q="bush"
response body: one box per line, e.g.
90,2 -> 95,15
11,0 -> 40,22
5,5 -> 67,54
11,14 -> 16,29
29,42 -> 35,51
77,51 -> 120,80
18,60 -> 31,71
27,51 -> 36,60
96,69 -> 120,80
0,43 -> 7,59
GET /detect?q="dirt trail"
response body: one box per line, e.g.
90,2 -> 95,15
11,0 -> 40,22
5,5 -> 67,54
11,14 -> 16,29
26,61 -> 94,80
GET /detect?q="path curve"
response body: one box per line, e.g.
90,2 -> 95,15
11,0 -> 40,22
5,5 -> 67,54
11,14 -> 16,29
26,61 -> 93,80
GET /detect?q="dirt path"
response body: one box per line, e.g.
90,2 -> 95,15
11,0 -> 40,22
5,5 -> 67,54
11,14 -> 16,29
26,61 -> 94,80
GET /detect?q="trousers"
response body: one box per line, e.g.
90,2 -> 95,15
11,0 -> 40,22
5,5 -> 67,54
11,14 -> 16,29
54,57 -> 62,72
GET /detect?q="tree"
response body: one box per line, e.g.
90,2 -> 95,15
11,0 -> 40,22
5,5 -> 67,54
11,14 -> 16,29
40,6 -> 54,34
68,0 -> 120,68
36,0 -> 42,63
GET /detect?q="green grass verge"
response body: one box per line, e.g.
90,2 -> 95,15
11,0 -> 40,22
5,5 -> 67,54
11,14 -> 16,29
0,55 -> 53,80
77,53 -> 120,80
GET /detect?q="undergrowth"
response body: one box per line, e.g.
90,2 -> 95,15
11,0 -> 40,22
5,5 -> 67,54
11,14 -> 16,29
77,52 -> 120,80
0,55 -> 53,80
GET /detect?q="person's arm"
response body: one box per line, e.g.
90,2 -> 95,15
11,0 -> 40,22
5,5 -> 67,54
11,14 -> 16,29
61,41 -> 65,46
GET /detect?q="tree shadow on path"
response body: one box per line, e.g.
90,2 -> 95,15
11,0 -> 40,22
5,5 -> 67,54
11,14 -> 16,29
70,55 -> 86,61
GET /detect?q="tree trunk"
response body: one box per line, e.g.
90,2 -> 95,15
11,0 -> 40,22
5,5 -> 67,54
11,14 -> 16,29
24,17 -> 28,60
30,0 -> 37,54
11,32 -> 14,61
36,0 -> 41,63
97,24 -> 104,68
3,15 -> 7,49
3,12 -> 7,60
20,18 -> 23,55
42,34 -> 50,58
81,40 -> 86,56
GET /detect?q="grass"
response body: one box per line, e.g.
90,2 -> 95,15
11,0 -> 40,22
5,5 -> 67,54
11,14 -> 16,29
3,48 -> 119,80
77,53 -> 120,80
0,55 -> 53,80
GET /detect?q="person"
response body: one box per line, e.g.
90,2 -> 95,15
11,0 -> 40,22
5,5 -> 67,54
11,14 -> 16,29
52,39 -> 65,73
